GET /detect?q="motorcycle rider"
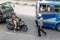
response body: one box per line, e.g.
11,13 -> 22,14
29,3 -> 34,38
10,13 -> 19,32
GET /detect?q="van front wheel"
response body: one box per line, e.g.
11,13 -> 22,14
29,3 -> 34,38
56,24 -> 60,31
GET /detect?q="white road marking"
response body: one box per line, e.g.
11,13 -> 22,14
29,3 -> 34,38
18,33 -> 34,37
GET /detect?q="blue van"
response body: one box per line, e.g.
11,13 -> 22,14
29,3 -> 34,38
35,0 -> 60,31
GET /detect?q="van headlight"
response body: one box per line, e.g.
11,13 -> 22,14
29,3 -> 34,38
38,14 -> 42,17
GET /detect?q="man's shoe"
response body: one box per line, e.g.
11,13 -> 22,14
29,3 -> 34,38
14,30 -> 16,32
38,35 -> 41,37
45,33 -> 47,36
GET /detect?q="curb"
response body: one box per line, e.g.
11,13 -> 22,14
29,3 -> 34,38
10,1 -> 36,6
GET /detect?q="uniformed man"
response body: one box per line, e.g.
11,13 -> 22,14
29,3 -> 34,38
38,14 -> 47,37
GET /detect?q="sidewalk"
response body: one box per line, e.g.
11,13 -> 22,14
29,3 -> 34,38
10,1 -> 36,6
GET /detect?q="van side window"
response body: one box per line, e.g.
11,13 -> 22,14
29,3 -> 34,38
54,5 -> 59,13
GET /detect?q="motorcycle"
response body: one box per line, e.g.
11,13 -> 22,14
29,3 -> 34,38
7,18 -> 28,32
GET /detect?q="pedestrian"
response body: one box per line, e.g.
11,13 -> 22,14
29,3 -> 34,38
48,7 -> 50,12
38,14 -> 47,37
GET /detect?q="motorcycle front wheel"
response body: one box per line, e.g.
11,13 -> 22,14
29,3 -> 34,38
22,25 -> 28,32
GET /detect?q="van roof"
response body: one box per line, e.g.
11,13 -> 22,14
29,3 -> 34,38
38,1 -> 60,5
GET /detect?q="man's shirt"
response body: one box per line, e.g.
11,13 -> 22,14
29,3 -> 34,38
38,17 -> 43,26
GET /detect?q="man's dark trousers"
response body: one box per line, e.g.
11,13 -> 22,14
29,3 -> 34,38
38,26 -> 47,36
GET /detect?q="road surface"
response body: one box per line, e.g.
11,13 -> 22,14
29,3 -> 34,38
0,4 -> 60,40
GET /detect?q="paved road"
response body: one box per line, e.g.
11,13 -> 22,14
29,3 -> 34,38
0,5 -> 60,40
